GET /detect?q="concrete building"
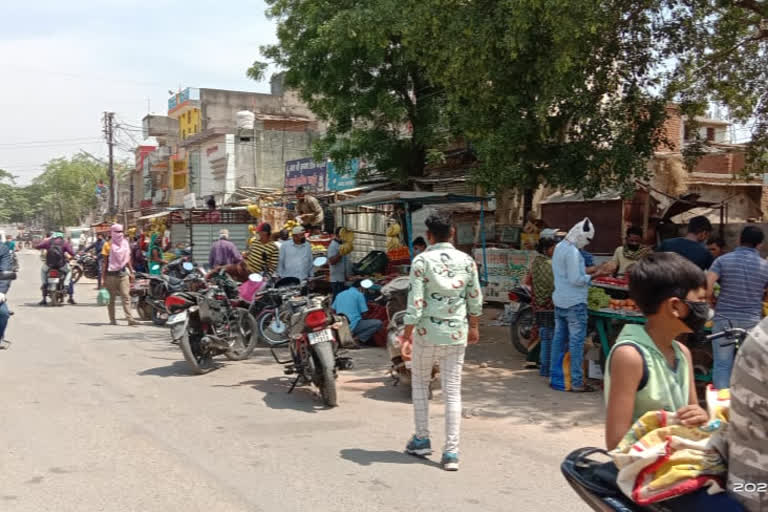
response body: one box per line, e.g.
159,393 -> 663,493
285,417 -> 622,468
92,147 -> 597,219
141,78 -> 321,207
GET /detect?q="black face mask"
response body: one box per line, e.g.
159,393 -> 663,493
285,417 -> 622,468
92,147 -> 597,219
626,243 -> 640,251
681,300 -> 711,333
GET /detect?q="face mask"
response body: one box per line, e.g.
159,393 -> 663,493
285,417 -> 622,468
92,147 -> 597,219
680,300 -> 712,333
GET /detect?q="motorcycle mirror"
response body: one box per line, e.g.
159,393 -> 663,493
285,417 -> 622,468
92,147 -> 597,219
249,273 -> 264,283
182,262 -> 194,272
312,256 -> 328,267
360,278 -> 374,289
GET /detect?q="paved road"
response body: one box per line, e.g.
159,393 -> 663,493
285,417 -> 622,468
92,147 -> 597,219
0,252 -> 602,511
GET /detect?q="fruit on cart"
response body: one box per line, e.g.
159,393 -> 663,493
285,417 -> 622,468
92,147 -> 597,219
387,246 -> 410,260
339,228 -> 355,243
283,219 -> 298,231
247,204 -> 261,218
310,244 -> 327,252
340,242 -> 354,256
588,287 -> 611,310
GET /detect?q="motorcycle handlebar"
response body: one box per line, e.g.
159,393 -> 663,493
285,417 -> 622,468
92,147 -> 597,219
705,327 -> 748,347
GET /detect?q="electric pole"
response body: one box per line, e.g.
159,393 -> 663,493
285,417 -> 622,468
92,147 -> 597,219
103,112 -> 115,216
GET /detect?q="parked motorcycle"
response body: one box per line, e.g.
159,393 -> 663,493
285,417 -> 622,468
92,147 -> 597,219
166,268 -> 258,374
130,275 -> 153,321
71,252 -> 100,284
143,258 -> 201,326
507,285 -> 534,355
44,267 -> 67,307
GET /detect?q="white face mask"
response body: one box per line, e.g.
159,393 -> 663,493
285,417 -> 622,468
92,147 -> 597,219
565,218 -> 595,249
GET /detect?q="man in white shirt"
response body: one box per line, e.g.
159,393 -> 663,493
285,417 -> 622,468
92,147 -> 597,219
278,226 -> 313,281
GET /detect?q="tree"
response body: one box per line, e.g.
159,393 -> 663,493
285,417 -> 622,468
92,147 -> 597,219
249,0 -> 448,183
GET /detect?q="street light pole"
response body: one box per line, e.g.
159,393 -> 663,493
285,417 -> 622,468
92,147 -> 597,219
103,111 -> 116,217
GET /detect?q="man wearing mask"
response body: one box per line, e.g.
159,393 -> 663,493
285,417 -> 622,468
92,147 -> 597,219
413,237 -> 428,256
102,224 -> 136,326
657,215 -> 714,270
550,218 -> 606,392
295,186 -> 324,234
278,226 -> 313,281
606,226 -> 650,275
35,232 -> 76,305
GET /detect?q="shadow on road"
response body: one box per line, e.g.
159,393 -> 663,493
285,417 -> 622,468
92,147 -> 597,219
220,377 -> 329,414
339,448 -> 441,468
137,360 -> 203,377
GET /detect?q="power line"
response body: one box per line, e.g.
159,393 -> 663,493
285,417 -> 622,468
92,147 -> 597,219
0,137 -> 104,147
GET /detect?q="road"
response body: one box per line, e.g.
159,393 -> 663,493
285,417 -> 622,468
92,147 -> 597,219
1,252 -> 604,512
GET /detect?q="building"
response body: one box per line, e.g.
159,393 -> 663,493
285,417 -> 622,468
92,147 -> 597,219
142,77 -> 321,208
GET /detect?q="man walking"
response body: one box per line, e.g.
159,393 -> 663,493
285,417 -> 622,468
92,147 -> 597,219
550,218 -> 604,392
658,215 -> 714,270
403,212 -> 483,471
332,279 -> 382,345
209,229 -> 242,268
707,225 -> 768,388
102,224 -> 136,326
278,226 -> 313,281
0,241 -> 13,348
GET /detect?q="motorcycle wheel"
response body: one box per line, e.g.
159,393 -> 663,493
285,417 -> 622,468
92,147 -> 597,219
224,309 -> 259,361
313,341 -> 338,407
510,306 -> 535,355
137,299 -> 153,321
152,307 -> 168,326
179,331 -> 215,374
50,292 -> 60,307
71,267 -> 83,284
258,309 -> 291,346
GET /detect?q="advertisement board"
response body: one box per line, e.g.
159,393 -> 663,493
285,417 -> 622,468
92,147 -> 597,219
284,158 -> 327,193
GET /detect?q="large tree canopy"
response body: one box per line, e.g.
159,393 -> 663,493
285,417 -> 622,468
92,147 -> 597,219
250,0 -> 447,183
252,0 -> 768,193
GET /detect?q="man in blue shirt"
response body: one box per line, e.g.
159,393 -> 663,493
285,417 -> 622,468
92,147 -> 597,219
707,225 -> 768,388
332,279 -> 382,345
0,242 -> 12,347
658,216 -> 714,270
550,218 -> 607,392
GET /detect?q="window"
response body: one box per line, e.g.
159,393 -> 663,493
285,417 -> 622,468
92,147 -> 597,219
706,127 -> 715,141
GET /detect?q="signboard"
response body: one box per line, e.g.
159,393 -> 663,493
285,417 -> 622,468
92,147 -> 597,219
327,158 -> 359,191
284,158 -> 327,193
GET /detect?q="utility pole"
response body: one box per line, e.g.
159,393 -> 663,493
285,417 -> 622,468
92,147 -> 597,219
103,112 -> 115,216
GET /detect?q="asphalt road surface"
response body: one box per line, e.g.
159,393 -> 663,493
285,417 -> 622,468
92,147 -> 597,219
0,252 -> 602,511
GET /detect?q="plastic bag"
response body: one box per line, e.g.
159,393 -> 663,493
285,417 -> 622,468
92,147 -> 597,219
97,288 -> 110,306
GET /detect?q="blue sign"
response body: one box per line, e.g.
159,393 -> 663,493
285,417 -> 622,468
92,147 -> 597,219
284,158 -> 327,193
327,158 -> 360,190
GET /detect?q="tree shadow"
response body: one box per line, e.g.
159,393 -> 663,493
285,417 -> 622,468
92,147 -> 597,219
339,449 -> 441,468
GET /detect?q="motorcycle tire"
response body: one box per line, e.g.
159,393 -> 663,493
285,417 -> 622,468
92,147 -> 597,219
257,309 -> 291,346
224,309 -> 259,361
71,267 -> 83,284
152,307 -> 168,326
313,341 -> 338,407
179,331 -> 215,374
137,300 -> 153,321
510,306 -> 535,355
50,292 -> 60,307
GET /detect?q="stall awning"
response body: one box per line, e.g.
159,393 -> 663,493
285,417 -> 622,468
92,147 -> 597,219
137,211 -> 173,221
332,190 -> 491,209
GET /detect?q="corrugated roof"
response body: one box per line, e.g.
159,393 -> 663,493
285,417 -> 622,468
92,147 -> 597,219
540,190 -> 623,204
331,190 -> 491,209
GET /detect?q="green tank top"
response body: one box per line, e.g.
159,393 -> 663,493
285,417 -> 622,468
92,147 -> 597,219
604,324 -> 690,423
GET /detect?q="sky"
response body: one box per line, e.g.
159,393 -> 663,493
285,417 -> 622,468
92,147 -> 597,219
0,1 -> 278,185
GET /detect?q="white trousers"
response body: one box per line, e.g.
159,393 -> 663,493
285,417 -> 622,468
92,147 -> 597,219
411,342 -> 466,454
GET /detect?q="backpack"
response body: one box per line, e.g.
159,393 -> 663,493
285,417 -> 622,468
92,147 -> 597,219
46,243 -> 66,269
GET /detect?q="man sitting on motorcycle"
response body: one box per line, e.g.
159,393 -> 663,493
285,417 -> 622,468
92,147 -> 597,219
35,232 -> 76,305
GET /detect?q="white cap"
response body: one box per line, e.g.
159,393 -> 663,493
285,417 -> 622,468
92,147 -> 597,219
291,226 -> 306,235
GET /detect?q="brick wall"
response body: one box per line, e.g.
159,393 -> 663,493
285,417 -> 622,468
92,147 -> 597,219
658,104 -> 682,152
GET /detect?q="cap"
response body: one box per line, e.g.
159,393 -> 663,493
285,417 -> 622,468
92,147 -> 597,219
219,228 -> 229,238
256,222 -> 272,234
291,226 -> 306,235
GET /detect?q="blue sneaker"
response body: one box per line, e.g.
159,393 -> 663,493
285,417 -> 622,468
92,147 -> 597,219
405,435 -> 432,456
441,452 -> 459,471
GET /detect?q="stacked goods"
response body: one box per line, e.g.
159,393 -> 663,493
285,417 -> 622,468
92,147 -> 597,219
587,287 -> 611,311
247,204 -> 262,218
608,298 -> 640,313
386,223 -> 403,251
387,246 -> 410,260
339,228 -> 354,256
283,218 -> 299,232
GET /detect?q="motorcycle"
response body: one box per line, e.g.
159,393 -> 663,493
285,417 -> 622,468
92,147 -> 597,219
44,267 -> 67,307
130,275 -> 153,321
166,267 -> 258,374
143,258 -> 200,326
71,252 -> 100,284
562,327 -> 748,512
507,285 -> 534,355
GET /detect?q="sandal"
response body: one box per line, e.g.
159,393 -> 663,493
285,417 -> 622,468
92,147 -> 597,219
571,384 -> 597,393
524,362 -> 538,369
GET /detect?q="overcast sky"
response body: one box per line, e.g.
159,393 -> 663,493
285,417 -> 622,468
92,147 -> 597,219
0,1 -> 277,185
